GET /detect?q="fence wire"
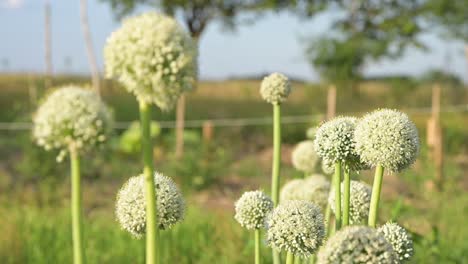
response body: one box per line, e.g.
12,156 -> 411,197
0,104 -> 467,131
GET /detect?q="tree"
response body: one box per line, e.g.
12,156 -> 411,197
80,0 -> 101,96
424,0 -> 468,77
305,0 -> 425,99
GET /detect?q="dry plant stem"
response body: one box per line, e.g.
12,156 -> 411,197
139,101 -> 160,264
255,229 -> 261,264
70,148 -> 85,264
272,103 -> 282,264
368,165 -> 384,227
286,252 -> 294,264
342,168 -> 351,226
333,162 -> 342,231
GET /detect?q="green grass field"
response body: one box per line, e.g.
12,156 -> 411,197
0,74 -> 467,263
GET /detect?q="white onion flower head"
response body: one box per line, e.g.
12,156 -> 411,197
329,180 -> 372,224
104,12 -> 197,111
292,140 -> 320,173
260,73 -> 291,104
234,190 -> 273,230
317,226 -> 396,264
280,175 -> 330,209
306,127 -> 317,139
33,86 -> 112,162
378,222 -> 414,262
266,200 -> 325,257
314,117 -> 367,171
321,158 -> 334,175
354,109 -> 419,173
115,172 -> 185,238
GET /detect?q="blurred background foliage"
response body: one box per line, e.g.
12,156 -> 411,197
0,74 -> 467,263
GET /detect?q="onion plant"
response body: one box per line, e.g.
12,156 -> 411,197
266,200 -> 325,264
234,190 -> 274,264
328,180 -> 372,225
260,72 -> 292,264
33,86 -> 112,264
104,12 -> 197,264
317,226 -> 396,263
291,140 -> 320,177
354,109 -> 419,227
314,117 -> 366,230
378,222 -> 414,262
115,172 -> 185,237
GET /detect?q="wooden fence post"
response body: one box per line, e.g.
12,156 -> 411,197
427,84 -> 444,190
175,94 -> 186,159
202,120 -> 214,143
327,84 -> 336,120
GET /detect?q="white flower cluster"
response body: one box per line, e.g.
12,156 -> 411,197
306,127 -> 317,139
266,200 -> 325,257
314,117 -> 368,171
104,12 -> 197,111
115,172 -> 185,238
33,86 -> 112,162
378,222 -> 414,262
234,190 -> 273,230
317,226 -> 396,264
354,109 -> 419,173
329,180 -> 372,224
291,140 -> 320,173
260,73 -> 291,104
280,175 -> 330,209
321,158 -> 334,175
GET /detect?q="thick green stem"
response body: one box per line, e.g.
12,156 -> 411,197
255,229 -> 261,264
368,165 -> 384,227
342,168 -> 351,226
324,202 -> 332,237
272,103 -> 282,264
271,103 -> 281,205
70,149 -> 85,264
139,101 -> 159,264
333,161 -> 342,231
309,254 -> 316,264
286,252 -> 294,264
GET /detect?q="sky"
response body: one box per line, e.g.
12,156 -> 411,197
0,0 -> 467,83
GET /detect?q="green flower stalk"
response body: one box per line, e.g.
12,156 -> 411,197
329,180 -> 372,225
378,222 -> 414,262
317,226 -> 396,264
354,109 -> 419,227
266,200 -> 325,259
104,12 -> 197,264
115,172 -> 185,237
139,102 -> 159,263
234,191 -> 274,264
33,86 -> 112,264
314,117 -> 368,230
260,72 -> 292,264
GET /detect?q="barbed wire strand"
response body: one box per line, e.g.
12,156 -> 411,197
0,104 -> 467,131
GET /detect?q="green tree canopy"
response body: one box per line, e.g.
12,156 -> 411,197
305,0 -> 425,85
102,0 -> 297,39
424,0 -> 468,42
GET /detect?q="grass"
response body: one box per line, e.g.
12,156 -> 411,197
0,204 -> 267,264
0,74 -> 467,263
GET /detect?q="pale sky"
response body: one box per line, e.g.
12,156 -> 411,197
0,0 -> 467,83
